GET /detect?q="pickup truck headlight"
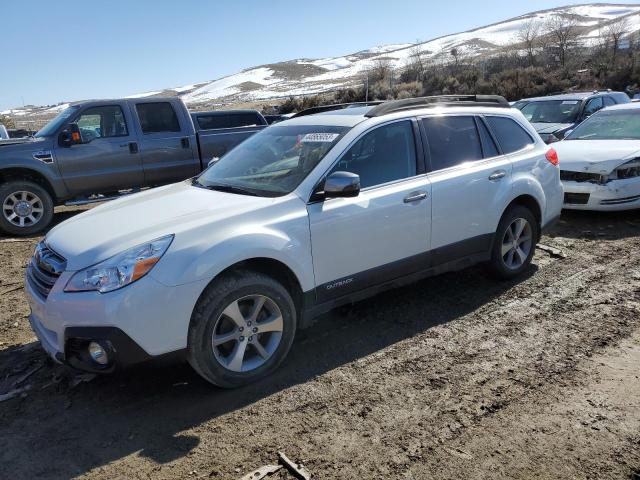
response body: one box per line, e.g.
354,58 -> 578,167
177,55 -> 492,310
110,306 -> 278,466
64,235 -> 173,293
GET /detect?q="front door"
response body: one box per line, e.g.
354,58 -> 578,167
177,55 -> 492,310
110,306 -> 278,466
55,104 -> 143,196
307,120 -> 431,303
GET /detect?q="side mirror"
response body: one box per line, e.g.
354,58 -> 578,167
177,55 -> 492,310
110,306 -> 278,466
58,123 -> 82,147
322,171 -> 360,199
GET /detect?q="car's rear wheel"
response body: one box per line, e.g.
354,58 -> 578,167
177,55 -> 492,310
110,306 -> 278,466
488,205 -> 538,279
187,270 -> 296,388
0,180 -> 54,236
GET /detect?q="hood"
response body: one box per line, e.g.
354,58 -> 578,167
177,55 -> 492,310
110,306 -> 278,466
554,139 -> 640,174
531,123 -> 574,135
46,181 -> 285,270
0,136 -> 50,153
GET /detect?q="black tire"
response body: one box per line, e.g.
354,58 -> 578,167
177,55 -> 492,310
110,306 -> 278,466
187,269 -> 297,388
0,180 -> 54,237
488,205 -> 539,280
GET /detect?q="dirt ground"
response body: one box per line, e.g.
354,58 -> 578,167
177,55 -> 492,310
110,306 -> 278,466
1,206 -> 639,480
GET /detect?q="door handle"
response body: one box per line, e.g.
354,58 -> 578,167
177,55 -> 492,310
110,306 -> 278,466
181,137 -> 190,149
403,191 -> 427,203
488,170 -> 506,181
128,142 -> 139,154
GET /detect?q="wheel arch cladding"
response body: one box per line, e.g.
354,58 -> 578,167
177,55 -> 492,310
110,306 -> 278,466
0,167 -> 58,201
196,257 -> 305,316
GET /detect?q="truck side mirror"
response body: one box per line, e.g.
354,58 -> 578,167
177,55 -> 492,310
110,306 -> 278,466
322,171 -> 360,199
59,123 -> 82,147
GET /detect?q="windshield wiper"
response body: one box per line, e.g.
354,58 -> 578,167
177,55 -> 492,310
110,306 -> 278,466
194,180 -> 259,196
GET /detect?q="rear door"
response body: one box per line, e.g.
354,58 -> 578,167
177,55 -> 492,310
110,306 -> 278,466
422,114 -> 516,264
131,100 -> 199,186
54,103 -> 144,195
307,119 -> 431,302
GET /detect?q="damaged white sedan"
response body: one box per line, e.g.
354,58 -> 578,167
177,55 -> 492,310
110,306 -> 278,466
555,103 -> 640,211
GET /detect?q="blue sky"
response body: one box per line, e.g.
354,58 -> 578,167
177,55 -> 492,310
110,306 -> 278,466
1,0 -> 637,110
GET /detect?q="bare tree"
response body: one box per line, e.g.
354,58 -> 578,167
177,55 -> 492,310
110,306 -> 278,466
545,14 -> 580,68
604,17 -> 630,63
517,18 -> 542,66
406,44 -> 427,82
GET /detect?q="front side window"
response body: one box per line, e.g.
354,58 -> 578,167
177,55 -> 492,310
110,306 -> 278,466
196,124 -> 348,196
328,120 -> 417,189
565,110 -> 640,140
485,116 -> 534,154
520,100 -> 581,124
136,102 -> 181,133
423,116 -> 483,171
604,96 -> 616,107
76,106 -> 128,142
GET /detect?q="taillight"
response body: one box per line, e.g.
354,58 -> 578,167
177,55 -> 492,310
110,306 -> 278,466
545,148 -> 559,166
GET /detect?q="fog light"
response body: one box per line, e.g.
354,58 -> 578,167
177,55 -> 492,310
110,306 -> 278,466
88,341 -> 109,365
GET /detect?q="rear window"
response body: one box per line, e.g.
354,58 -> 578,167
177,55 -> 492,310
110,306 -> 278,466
136,102 -> 181,134
422,116 -> 483,171
485,116 -> 534,154
196,113 -> 263,130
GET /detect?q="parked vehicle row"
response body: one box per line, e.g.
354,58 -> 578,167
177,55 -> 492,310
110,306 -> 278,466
514,89 -> 631,144
24,95 -> 563,387
0,99 -> 267,235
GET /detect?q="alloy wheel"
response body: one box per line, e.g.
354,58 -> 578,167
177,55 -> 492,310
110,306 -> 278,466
501,217 -> 533,270
212,294 -> 284,372
2,191 -> 45,228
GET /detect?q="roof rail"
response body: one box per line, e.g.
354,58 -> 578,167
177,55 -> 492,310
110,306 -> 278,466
291,101 -> 384,118
364,95 -> 510,117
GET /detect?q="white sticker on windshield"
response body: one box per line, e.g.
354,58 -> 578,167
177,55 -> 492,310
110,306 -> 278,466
562,100 -> 579,105
301,133 -> 340,143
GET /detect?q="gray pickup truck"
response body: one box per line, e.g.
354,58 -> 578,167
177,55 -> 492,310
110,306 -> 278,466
0,98 -> 267,235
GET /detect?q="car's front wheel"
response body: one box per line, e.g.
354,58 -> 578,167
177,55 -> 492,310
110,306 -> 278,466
0,180 -> 54,236
488,205 -> 538,279
187,270 -> 297,388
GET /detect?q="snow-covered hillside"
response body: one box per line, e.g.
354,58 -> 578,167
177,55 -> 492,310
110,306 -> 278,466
5,3 -> 640,119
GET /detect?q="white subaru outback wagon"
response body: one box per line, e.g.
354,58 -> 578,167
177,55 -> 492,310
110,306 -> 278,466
25,96 -> 563,387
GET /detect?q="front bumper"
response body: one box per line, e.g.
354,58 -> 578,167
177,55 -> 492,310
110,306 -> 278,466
25,269 -> 208,372
562,176 -> 640,211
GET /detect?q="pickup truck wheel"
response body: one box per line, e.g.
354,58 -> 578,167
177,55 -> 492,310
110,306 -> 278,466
188,270 -> 296,388
0,181 -> 54,236
488,205 -> 538,280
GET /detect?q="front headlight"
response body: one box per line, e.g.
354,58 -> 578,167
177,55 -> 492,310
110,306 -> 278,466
64,235 -> 174,293
613,158 -> 640,180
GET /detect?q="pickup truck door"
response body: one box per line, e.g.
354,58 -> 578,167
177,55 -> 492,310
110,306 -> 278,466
131,100 -> 199,186
54,103 -> 144,196
307,119 -> 431,303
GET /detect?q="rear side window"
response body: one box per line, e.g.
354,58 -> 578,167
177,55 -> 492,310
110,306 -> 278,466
485,116 -> 534,154
583,97 -> 604,117
422,116 -> 483,171
136,102 -> 181,134
477,118 -> 500,157
603,96 -> 616,107
196,113 -> 262,130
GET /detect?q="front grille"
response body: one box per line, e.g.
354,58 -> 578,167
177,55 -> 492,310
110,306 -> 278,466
564,192 -> 590,205
560,170 -> 605,183
27,242 -> 66,299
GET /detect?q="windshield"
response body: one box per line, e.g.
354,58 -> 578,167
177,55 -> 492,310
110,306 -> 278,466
520,100 -> 581,124
195,124 -> 349,196
566,110 -> 640,140
35,106 -> 79,138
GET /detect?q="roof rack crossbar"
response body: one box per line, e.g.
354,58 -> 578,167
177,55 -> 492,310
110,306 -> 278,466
364,95 -> 510,117
291,101 -> 384,118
